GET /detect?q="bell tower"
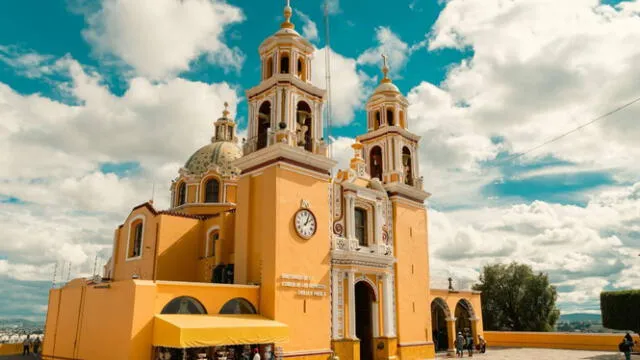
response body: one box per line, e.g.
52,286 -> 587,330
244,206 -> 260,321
233,2 -> 336,358
243,0 -> 327,156
357,56 -> 434,359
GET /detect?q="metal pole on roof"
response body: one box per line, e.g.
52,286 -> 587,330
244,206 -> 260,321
324,0 -> 333,166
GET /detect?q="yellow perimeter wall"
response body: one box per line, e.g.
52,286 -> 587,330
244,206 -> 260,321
484,331 -> 639,352
43,279 -> 259,360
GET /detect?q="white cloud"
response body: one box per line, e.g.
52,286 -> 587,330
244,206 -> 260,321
322,0 -> 340,15
0,53 -> 242,283
311,47 -> 371,126
295,10 -> 318,42
357,27 -> 410,77
0,45 -> 56,79
429,181 -> 640,311
82,0 -> 245,79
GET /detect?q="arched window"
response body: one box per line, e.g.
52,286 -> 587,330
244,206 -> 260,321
128,218 -> 143,258
387,108 -> 394,126
265,56 -> 274,79
354,207 -> 368,247
296,101 -> 313,152
402,146 -> 413,186
370,146 -> 383,181
375,111 -> 382,129
206,229 -> 219,258
257,101 -> 271,150
204,178 -> 220,203
161,296 -> 207,315
219,298 -> 257,314
177,182 -> 186,206
280,53 -> 290,74
297,57 -> 306,81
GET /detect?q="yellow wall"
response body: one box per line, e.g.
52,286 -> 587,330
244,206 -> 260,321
235,162 -> 332,354
0,343 -> 22,355
391,200 -> 431,350
113,206 -> 158,281
484,331 -> 639,352
43,279 -> 260,360
156,215 -> 202,282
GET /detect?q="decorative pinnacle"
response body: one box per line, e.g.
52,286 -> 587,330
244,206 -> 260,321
281,0 -> 294,29
381,53 -> 391,83
222,102 -> 230,118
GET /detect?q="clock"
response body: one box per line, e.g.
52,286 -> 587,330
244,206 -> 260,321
294,208 -> 317,239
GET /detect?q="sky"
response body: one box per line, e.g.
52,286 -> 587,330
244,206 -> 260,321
1,0 -> 639,321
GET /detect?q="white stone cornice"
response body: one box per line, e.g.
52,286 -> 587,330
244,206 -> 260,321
233,142 -> 336,174
384,182 -> 431,202
246,74 -> 326,99
356,126 -> 421,143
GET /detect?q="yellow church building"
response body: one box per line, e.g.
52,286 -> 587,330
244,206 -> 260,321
42,3 -> 483,360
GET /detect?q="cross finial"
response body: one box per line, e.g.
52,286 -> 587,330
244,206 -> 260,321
381,53 -> 390,82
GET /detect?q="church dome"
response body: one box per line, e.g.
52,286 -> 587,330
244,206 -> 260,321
184,141 -> 242,176
372,81 -> 400,95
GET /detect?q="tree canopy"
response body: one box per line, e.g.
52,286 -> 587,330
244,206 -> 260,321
473,262 -> 560,331
601,290 -> 640,334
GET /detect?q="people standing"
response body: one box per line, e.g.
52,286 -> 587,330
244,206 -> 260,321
32,336 -> 41,355
22,334 -> 30,356
465,331 -> 474,357
455,332 -> 465,358
252,348 -> 261,360
621,333 -> 634,360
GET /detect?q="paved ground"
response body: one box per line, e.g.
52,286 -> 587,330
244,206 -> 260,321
436,348 -> 640,359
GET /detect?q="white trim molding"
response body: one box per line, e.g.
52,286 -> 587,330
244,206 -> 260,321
125,214 -> 146,262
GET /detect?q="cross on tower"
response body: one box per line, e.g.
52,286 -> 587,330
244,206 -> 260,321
381,53 -> 389,79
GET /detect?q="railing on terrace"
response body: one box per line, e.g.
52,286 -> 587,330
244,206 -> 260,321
430,276 -> 476,292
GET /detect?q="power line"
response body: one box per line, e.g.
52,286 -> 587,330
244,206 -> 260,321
498,95 -> 640,165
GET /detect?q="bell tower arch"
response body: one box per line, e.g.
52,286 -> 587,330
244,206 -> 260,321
244,1 -> 326,156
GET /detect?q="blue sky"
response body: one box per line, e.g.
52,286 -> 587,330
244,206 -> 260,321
1,0 -> 640,321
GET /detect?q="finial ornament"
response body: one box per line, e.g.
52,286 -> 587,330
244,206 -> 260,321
281,0 -> 294,29
381,53 -> 390,83
222,101 -> 230,118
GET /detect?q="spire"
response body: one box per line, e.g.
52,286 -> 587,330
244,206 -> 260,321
381,53 -> 391,83
281,0 -> 295,29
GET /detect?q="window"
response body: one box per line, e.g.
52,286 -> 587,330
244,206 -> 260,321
161,296 -> 207,315
296,101 -> 313,152
370,146 -> 383,181
204,178 -> 220,203
403,146 -> 413,186
297,57 -> 306,80
355,207 -> 368,247
280,53 -> 290,74
128,219 -> 143,259
387,108 -> 394,126
375,111 -> 381,129
206,230 -> 219,258
177,182 -> 186,206
220,298 -> 257,314
257,101 -> 271,150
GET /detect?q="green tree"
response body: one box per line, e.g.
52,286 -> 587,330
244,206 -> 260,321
600,290 -> 640,335
473,262 -> 560,331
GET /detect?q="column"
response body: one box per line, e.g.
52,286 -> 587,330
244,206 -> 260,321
331,269 -> 341,339
346,194 -> 356,241
347,270 -> 356,339
375,202 -> 383,245
470,317 -> 480,343
446,317 -> 456,355
382,273 -> 395,337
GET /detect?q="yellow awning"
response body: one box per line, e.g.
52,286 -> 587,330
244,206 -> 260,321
153,314 -> 289,348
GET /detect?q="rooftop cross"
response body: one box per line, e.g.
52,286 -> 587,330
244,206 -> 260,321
381,53 -> 390,82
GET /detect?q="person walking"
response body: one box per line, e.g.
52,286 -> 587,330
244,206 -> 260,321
32,336 -> 41,356
621,333 -> 634,360
455,332 -> 465,358
22,334 -> 30,356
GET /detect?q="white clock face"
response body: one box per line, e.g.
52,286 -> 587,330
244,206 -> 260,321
295,209 -> 317,239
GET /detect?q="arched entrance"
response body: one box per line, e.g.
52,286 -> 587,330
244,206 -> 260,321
431,298 -> 450,352
355,281 -> 376,360
455,299 -> 475,336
